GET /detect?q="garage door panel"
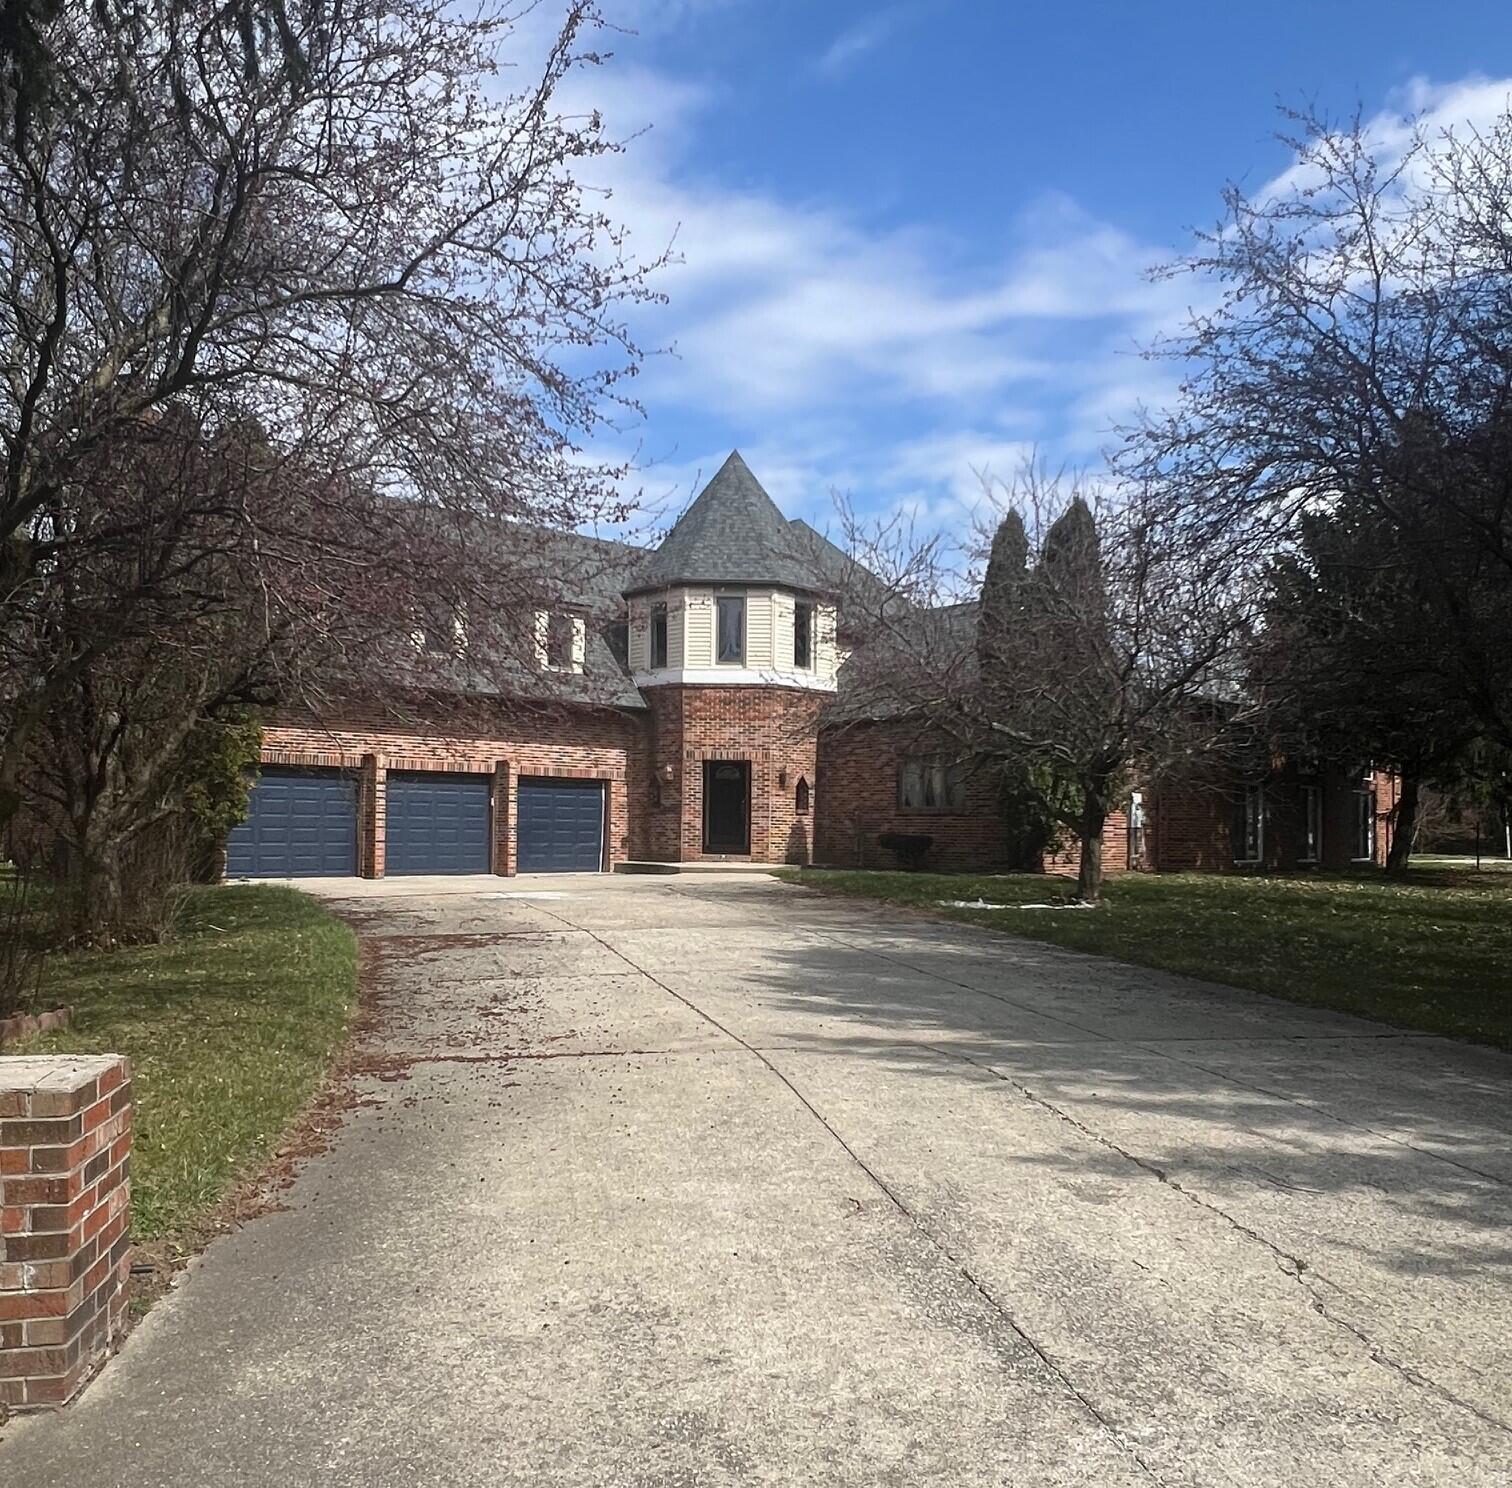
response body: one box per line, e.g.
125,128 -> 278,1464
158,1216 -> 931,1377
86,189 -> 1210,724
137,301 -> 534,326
386,772 -> 491,875
226,768 -> 358,878
517,778 -> 605,873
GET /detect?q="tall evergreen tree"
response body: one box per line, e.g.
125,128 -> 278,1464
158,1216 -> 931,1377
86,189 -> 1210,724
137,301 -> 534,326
977,509 -> 1060,868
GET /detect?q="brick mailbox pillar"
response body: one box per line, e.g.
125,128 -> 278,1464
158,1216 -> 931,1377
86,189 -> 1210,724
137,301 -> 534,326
1,1055 -> 132,1411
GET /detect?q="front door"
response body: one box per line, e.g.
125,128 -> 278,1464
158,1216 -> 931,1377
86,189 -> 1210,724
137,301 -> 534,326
703,760 -> 751,854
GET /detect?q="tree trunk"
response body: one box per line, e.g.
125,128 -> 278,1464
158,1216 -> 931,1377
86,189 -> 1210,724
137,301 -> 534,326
1385,771 -> 1420,874
1076,793 -> 1108,903
63,840 -> 125,947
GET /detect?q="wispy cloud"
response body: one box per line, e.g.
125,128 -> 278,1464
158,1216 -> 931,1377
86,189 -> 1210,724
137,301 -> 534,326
813,10 -> 903,78
539,20 -> 1512,528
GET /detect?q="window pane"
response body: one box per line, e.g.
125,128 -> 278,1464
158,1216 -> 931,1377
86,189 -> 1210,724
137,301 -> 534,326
922,763 -> 942,808
945,763 -> 966,810
900,759 -> 923,807
1355,789 -> 1374,859
651,603 -> 668,669
794,603 -> 813,669
1233,785 -> 1262,860
1302,786 -> 1321,859
717,595 -> 745,663
546,613 -> 573,667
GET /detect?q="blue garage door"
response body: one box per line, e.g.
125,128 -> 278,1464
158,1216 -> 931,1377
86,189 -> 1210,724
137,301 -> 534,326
226,768 -> 358,877
386,772 -> 491,875
517,777 -> 605,873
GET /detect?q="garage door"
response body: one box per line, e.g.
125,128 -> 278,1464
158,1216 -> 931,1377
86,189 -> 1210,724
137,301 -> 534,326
226,768 -> 357,877
517,777 -> 605,873
386,771 -> 491,874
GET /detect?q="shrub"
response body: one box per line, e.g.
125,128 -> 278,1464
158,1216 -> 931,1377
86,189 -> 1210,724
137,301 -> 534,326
878,831 -> 934,870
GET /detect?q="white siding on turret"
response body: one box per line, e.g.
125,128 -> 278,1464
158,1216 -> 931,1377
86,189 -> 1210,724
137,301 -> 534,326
666,592 -> 687,669
772,590 -> 796,670
681,589 -> 714,667
745,589 -> 775,669
627,599 -> 649,671
815,604 -> 839,679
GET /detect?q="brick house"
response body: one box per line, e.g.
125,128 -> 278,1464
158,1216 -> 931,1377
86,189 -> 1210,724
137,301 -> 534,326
226,452 -> 1393,879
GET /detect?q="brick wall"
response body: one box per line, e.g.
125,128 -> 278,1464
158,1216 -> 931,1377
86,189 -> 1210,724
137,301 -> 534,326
639,685 -> 819,863
1149,767 -> 1397,872
815,720 -> 1134,878
262,696 -> 648,876
814,721 -> 1010,871
1,1055 -> 132,1411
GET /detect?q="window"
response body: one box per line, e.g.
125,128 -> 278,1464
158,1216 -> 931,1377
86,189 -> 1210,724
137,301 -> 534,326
716,593 -> 745,664
545,612 -> 575,668
538,610 -> 584,672
1128,790 -> 1145,867
1353,787 -> 1376,861
795,777 -> 811,814
899,756 -> 966,811
794,601 -> 814,670
416,599 -> 463,656
1233,783 -> 1264,863
651,602 -> 668,670
1300,784 -> 1322,863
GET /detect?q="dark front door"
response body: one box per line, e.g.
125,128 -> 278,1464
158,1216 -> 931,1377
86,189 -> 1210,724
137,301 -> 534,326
703,760 -> 750,853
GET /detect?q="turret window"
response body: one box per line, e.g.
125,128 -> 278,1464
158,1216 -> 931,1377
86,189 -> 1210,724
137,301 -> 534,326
651,602 -> 668,669
794,602 -> 814,669
716,594 -> 745,664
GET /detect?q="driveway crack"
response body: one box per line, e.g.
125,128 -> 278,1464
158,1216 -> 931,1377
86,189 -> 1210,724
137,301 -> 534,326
939,1044 -> 1512,1440
534,904 -> 1170,1486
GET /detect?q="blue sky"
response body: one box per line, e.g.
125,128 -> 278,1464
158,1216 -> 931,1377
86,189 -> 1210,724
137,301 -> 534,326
554,1 -> 1512,527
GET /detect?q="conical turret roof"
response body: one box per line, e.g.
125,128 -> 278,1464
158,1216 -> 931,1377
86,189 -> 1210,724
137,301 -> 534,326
626,452 -> 827,595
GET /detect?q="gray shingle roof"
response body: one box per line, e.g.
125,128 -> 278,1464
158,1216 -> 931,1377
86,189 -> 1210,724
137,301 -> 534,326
626,451 -> 831,595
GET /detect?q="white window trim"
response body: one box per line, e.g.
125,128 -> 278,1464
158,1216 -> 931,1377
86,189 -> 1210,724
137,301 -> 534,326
413,601 -> 467,657
1299,783 -> 1322,863
650,601 -> 669,670
1234,783 -> 1265,864
899,755 -> 967,813
793,600 -> 815,671
536,610 -> 586,674
715,591 -> 746,666
1351,787 -> 1376,862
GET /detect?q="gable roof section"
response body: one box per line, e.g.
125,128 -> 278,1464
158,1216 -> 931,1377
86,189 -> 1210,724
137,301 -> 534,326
627,451 -> 830,595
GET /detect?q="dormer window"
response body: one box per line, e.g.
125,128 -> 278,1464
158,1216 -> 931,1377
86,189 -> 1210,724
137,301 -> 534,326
794,601 -> 814,670
716,594 -> 745,665
651,602 -> 668,669
416,599 -> 464,657
537,610 -> 585,673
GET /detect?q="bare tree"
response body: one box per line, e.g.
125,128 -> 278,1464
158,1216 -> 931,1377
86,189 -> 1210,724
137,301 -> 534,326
0,0 -> 660,832
832,465 -> 1255,903
1125,105 -> 1512,750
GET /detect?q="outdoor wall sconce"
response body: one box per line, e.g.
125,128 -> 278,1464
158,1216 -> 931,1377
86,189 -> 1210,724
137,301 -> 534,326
658,761 -> 675,785
777,767 -> 788,788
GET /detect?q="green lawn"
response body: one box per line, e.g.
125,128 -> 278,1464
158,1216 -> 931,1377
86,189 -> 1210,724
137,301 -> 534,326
774,865 -> 1512,1049
15,886 -> 357,1242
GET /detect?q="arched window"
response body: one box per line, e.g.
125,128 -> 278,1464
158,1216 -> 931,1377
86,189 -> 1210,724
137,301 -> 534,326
795,777 -> 811,815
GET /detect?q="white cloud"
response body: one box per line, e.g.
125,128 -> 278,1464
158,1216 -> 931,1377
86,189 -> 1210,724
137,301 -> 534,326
537,23 -> 1512,529
813,11 -> 903,78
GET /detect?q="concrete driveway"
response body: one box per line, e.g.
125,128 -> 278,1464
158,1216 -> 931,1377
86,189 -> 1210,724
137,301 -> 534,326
5,872 -> 1511,1486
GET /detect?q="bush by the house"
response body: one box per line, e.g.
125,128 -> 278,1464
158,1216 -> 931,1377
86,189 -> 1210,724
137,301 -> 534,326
878,831 -> 934,870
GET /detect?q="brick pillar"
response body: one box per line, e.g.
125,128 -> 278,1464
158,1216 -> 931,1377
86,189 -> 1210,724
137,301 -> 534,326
492,759 -> 514,876
1,1055 -> 132,1411
361,753 -> 385,879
